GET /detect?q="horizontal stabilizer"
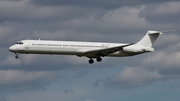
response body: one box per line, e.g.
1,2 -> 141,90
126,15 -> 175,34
160,30 -> 175,33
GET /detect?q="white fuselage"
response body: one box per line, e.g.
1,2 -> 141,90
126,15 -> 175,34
9,40 -> 152,58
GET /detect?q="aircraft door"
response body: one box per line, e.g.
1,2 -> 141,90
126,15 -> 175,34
24,42 -> 29,50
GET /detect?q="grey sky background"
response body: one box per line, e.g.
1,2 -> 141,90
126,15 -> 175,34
0,0 -> 180,101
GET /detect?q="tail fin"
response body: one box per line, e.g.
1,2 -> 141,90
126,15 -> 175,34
137,30 -> 162,47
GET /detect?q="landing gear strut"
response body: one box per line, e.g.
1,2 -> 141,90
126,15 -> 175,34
88,59 -> 94,64
15,53 -> 19,59
88,57 -> 102,64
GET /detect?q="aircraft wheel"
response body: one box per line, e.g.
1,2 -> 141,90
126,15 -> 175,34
96,57 -> 102,62
89,59 -> 94,64
15,53 -> 19,59
15,55 -> 19,59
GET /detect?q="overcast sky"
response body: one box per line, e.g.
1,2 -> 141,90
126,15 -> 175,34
0,0 -> 180,101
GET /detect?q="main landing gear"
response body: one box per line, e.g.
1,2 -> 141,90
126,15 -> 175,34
96,57 -> 102,62
15,53 -> 19,59
88,57 -> 102,64
89,59 -> 94,64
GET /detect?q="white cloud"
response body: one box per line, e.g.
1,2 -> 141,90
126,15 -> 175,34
0,54 -> 39,66
0,95 -> 6,101
143,51 -> 165,64
99,7 -> 146,29
105,67 -> 162,89
143,51 -> 180,67
85,100 -> 95,101
157,34 -> 180,45
62,6 -> 147,33
105,66 -> 180,89
0,26 -> 11,41
0,70 -> 58,91
140,1 -> 180,25
0,55 -> 22,66
153,2 -> 180,15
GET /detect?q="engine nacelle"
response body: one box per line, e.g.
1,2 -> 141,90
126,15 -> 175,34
123,45 -> 154,53
123,46 -> 144,53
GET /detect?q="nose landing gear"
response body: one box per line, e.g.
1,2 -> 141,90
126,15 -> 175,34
15,53 -> 19,59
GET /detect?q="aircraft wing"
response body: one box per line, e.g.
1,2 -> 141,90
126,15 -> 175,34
81,43 -> 134,57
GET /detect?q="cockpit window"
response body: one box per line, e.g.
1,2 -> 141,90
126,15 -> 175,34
16,41 -> 23,44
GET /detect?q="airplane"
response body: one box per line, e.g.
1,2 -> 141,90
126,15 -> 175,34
8,30 -> 170,64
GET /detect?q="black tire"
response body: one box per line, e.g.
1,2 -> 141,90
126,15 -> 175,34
96,57 -> 102,62
15,55 -> 19,59
89,59 -> 94,64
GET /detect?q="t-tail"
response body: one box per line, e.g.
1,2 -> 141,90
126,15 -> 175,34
137,30 -> 174,47
137,30 -> 162,47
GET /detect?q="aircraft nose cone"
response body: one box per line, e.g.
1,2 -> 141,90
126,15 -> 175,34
9,46 -> 17,52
